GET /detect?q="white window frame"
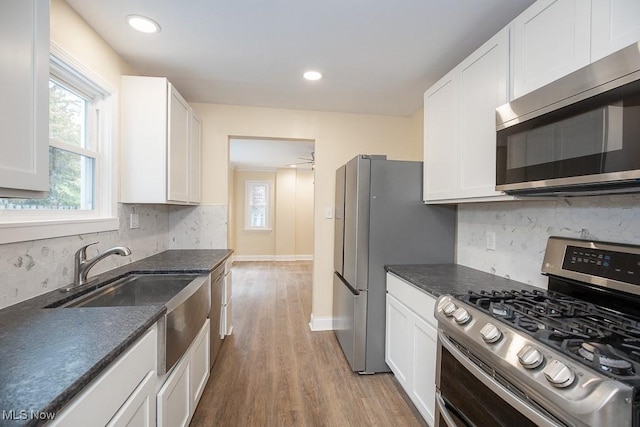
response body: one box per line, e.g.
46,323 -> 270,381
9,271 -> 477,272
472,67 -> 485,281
0,44 -> 118,244
244,180 -> 272,231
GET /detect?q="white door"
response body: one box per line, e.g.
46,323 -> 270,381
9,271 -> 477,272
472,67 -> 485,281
189,113 -> 202,203
411,315 -> 438,427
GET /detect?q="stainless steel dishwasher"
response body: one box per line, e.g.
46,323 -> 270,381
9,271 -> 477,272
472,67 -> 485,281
210,264 -> 224,369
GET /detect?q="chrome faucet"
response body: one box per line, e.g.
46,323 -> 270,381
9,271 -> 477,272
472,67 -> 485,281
71,241 -> 132,289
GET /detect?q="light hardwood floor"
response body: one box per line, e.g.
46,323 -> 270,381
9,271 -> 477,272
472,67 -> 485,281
190,261 -> 426,426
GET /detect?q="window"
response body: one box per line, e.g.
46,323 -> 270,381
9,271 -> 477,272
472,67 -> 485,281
0,47 -> 117,243
245,181 -> 271,230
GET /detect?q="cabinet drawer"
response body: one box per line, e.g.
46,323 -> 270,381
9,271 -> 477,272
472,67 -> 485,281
387,273 -> 436,327
51,325 -> 157,426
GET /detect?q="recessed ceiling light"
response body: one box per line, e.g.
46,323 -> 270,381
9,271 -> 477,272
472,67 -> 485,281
127,15 -> 161,34
303,71 -> 323,81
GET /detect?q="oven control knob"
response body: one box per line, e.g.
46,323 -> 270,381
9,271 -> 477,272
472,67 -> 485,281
453,307 -> 471,325
441,301 -> 457,317
480,323 -> 502,343
544,360 -> 575,388
517,345 -> 544,369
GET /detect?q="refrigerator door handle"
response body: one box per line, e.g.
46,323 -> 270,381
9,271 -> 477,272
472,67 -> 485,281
336,273 -> 361,296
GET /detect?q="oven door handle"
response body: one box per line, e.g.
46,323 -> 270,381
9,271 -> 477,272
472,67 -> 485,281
438,331 -> 561,427
435,393 -> 459,427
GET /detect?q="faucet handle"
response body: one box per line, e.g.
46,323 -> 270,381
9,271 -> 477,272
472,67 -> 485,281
75,241 -> 99,260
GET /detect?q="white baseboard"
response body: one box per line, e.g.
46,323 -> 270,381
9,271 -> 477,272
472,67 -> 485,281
233,254 -> 314,262
308,314 -> 334,331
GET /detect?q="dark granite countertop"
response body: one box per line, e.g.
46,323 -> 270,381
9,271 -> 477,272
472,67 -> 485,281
385,264 -> 542,298
0,249 -> 233,426
0,307 -> 164,427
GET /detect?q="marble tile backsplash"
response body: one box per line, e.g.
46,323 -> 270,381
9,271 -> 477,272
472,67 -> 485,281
457,194 -> 640,288
169,205 -> 228,249
0,204 -> 170,309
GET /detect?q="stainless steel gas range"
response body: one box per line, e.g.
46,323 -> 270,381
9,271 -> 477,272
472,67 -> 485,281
435,237 -> 640,427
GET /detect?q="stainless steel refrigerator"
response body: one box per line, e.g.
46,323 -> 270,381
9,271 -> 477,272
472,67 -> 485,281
333,154 -> 455,373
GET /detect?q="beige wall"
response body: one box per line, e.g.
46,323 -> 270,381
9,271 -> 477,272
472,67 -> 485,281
295,171 -> 314,256
233,168 -> 314,259
233,170 -> 276,256
194,103 -> 422,320
51,0 -> 136,85
275,169 -> 296,257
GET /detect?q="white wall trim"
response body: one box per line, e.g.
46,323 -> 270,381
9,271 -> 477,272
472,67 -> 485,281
233,255 -> 276,262
308,314 -> 334,331
233,254 -> 314,262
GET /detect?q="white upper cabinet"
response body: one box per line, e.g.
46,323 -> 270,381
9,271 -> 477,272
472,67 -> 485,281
423,71 -> 458,201
591,0 -> 640,62
511,0 -> 591,99
424,29 -> 511,203
0,0 -> 49,197
189,114 -> 202,204
167,86 -> 191,203
120,76 -> 201,205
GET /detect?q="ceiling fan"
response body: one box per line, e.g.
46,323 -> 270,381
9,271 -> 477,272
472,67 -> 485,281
288,152 -> 315,169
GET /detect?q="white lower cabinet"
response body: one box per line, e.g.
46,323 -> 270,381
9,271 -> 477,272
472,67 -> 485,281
157,355 -> 190,427
107,372 -> 157,427
157,319 -> 210,427
386,273 -> 438,426
50,326 -> 158,427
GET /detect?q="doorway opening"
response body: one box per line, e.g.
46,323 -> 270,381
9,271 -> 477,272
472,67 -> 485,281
228,137 -> 315,262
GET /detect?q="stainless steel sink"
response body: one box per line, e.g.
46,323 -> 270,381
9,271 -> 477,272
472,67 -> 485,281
61,273 -> 211,375
61,274 -> 198,308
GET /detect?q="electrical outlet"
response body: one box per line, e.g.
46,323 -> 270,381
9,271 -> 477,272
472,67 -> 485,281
129,213 -> 140,229
486,231 -> 496,251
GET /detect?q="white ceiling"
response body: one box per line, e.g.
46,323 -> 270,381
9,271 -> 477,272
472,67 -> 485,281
229,138 -> 315,171
65,0 -> 535,117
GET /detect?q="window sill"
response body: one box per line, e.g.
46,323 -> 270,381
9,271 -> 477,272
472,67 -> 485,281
243,227 -> 273,232
0,217 -> 119,244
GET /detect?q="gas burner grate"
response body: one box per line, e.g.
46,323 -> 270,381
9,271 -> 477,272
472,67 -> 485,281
456,289 -> 640,380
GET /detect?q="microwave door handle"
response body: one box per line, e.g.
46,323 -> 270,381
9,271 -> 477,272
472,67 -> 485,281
436,394 -> 461,427
438,331 -> 562,427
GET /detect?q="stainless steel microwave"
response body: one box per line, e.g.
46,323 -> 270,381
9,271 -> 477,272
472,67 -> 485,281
495,42 -> 640,196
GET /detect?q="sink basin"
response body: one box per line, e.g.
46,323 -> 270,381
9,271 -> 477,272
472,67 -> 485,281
61,274 -> 199,308
59,273 -> 211,375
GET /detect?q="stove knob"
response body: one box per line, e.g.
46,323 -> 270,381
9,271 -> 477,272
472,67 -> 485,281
544,360 -> 575,388
517,345 -> 544,369
453,307 -> 471,325
480,323 -> 502,343
441,301 -> 457,317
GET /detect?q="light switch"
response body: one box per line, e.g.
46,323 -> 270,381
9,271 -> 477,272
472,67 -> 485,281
325,208 -> 333,219
129,213 -> 140,229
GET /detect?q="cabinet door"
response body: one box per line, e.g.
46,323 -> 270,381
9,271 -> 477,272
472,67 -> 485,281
157,354 -> 190,427
411,315 -> 438,427
167,84 -> 191,203
458,28 -> 509,199
107,372 -> 156,427
385,294 -> 412,388
189,113 -> 202,204
0,0 -> 49,196
591,0 -> 640,61
511,0 -> 591,99
423,71 -> 459,201
189,320 -> 210,410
